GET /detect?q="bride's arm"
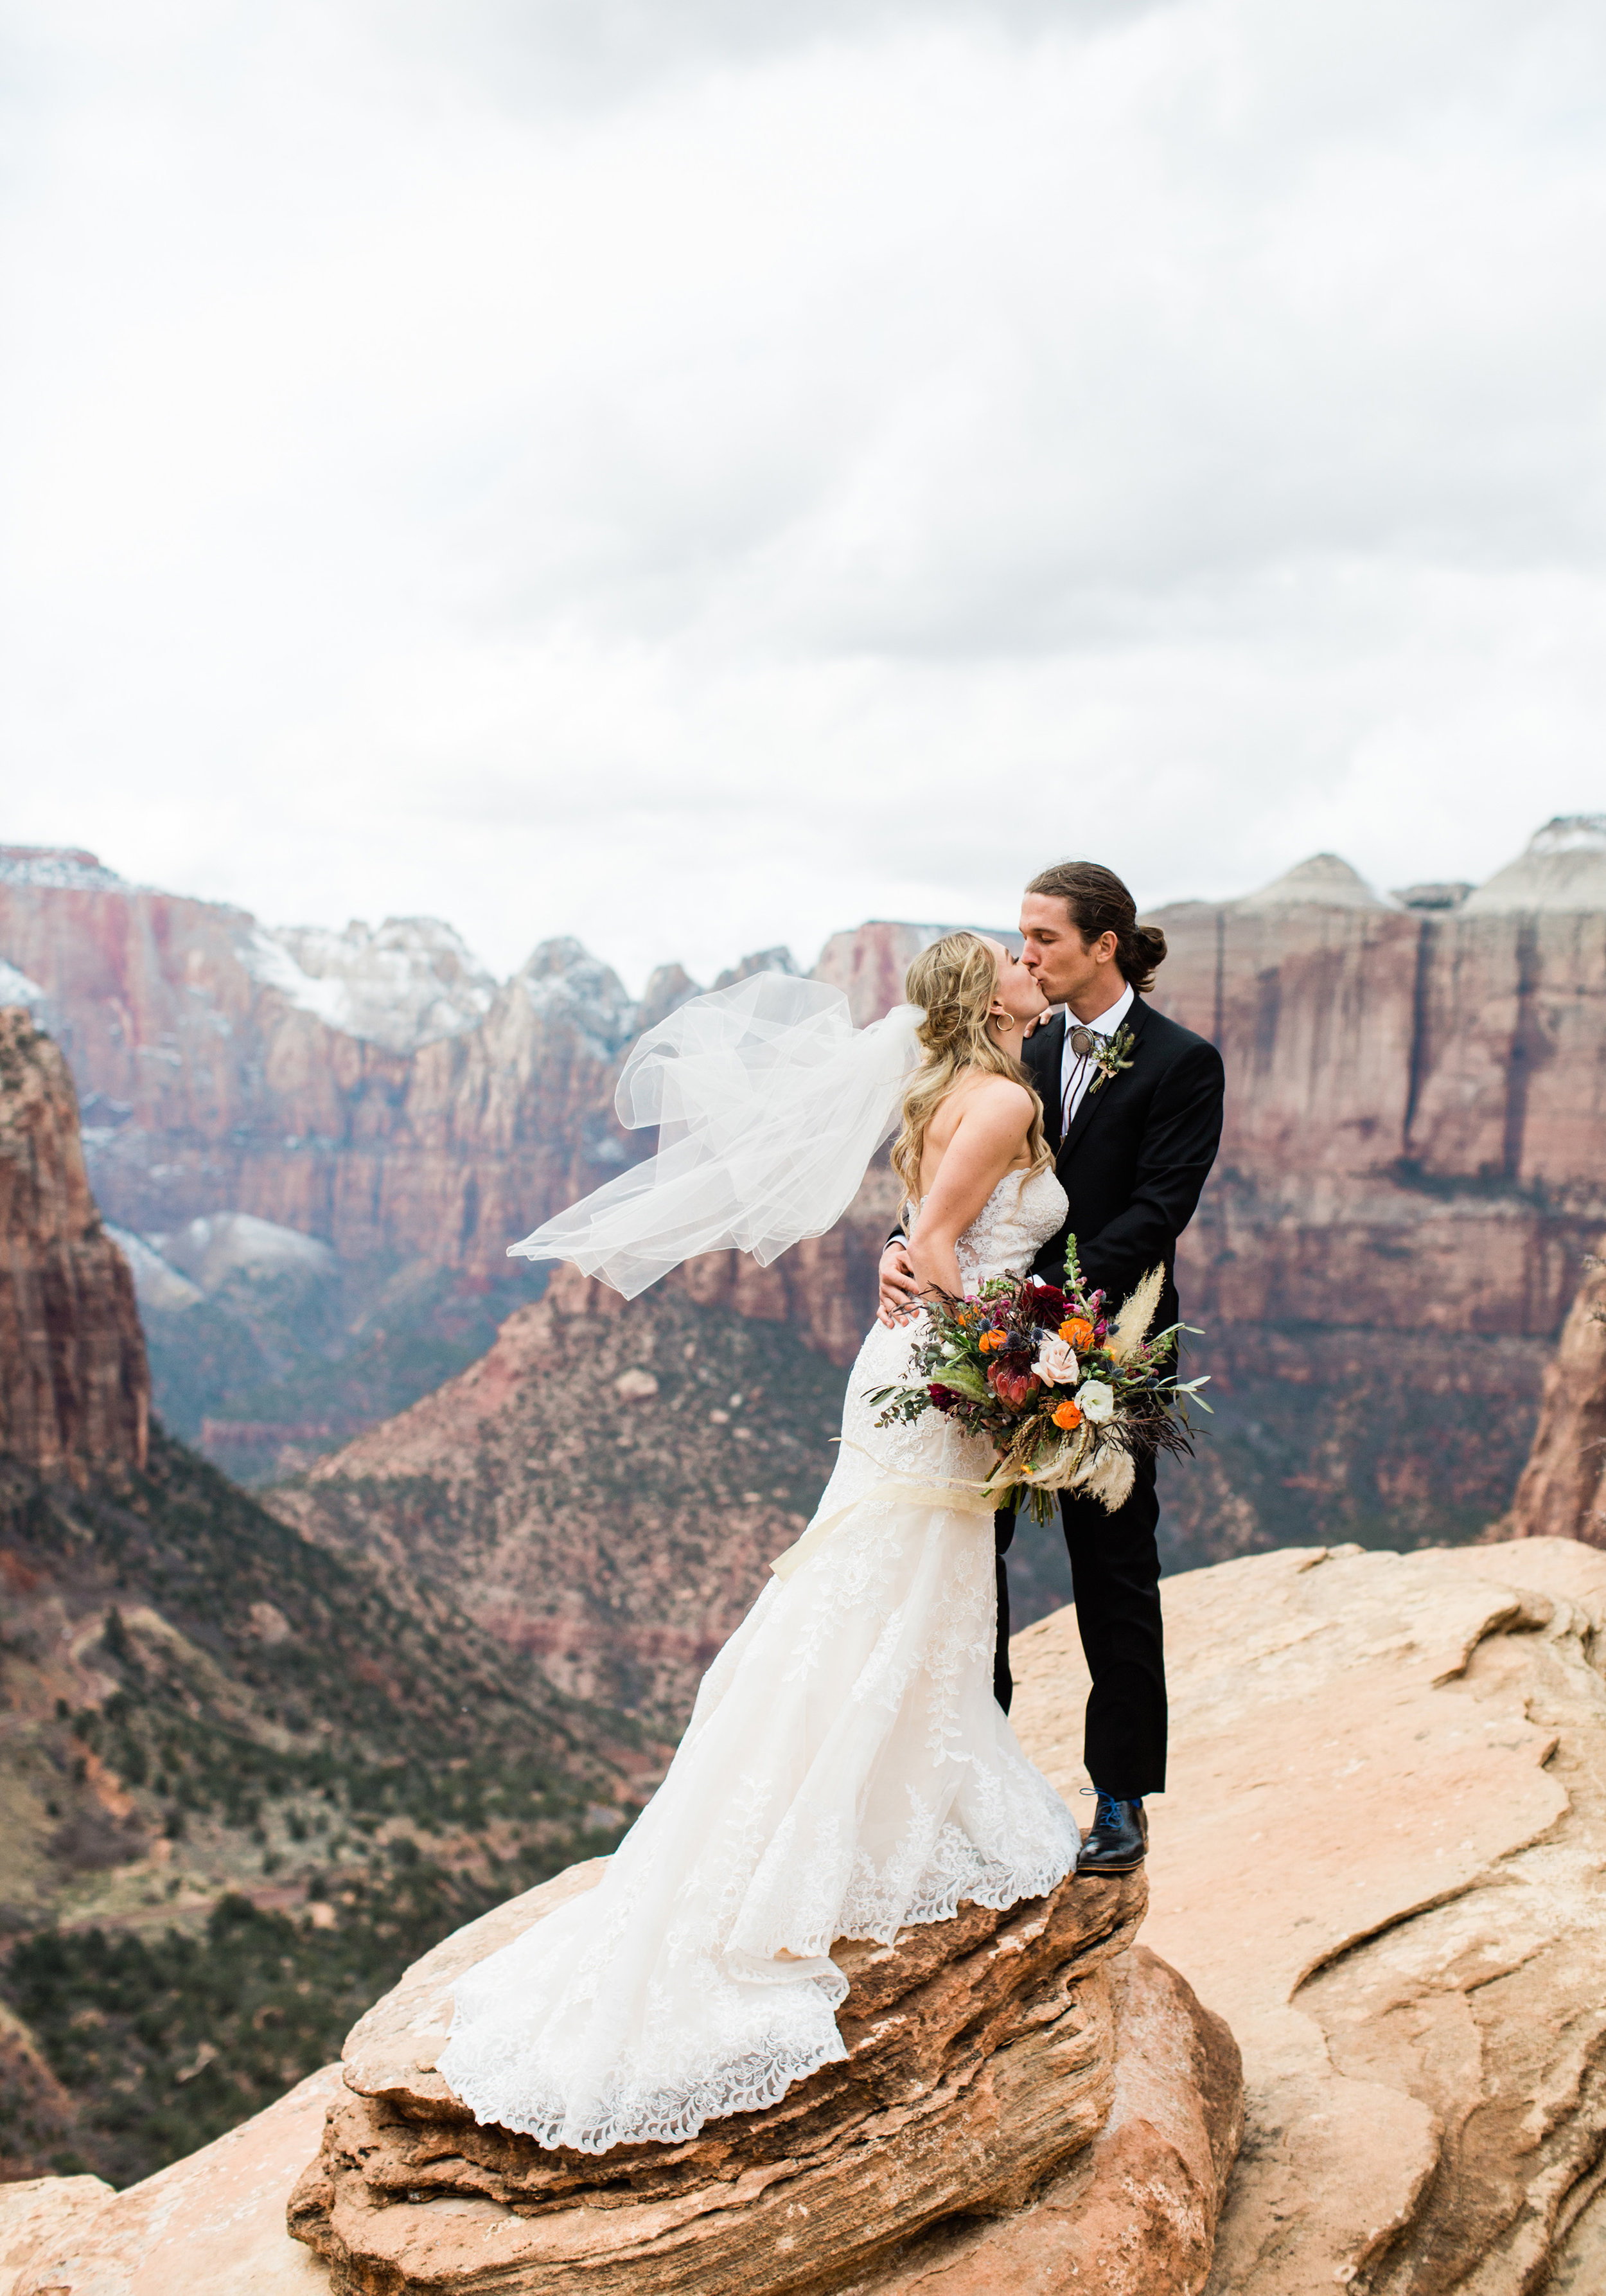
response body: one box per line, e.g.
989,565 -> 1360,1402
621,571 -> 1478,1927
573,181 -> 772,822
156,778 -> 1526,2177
906,1080 -> 1036,1301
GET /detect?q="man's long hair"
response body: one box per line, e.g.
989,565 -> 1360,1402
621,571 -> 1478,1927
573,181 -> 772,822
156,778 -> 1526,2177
1025,860 -> 1167,994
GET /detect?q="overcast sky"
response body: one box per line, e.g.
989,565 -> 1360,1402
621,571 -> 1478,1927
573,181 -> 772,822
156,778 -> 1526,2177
4,0 -> 1605,988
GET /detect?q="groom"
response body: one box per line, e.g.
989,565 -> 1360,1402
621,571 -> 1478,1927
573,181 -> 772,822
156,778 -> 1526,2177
878,860 -> 1224,1875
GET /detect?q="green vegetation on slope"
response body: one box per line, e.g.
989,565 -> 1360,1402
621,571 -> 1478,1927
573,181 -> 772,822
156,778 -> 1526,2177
4,1867 -> 515,2187
0,1424 -> 640,2187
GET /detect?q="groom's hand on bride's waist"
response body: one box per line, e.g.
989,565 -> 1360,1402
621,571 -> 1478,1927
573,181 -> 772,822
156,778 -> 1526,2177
878,1240 -> 922,1327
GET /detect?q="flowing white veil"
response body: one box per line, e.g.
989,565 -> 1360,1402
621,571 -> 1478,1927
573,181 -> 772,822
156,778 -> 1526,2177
507,974 -> 924,1297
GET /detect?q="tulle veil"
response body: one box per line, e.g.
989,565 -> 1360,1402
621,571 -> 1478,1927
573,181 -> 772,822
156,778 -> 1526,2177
507,974 -> 923,1295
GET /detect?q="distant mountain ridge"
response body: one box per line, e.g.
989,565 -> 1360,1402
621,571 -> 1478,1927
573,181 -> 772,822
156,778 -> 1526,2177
4,820 -> 1606,1552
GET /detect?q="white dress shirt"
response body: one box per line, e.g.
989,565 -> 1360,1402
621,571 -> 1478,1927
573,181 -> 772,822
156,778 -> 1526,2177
1057,979 -> 1135,1135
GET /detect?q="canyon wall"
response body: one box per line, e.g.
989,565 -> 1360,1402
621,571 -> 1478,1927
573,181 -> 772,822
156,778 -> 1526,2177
0,853 -> 895,1364
1152,894 -> 1606,1334
1140,875 -> 1606,1551
4,825 -> 1605,1544
0,1006 -> 148,1478
0,859 -> 636,1281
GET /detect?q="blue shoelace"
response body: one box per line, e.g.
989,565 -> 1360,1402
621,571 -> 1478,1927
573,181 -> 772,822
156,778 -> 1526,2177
1095,1790 -> 1133,1828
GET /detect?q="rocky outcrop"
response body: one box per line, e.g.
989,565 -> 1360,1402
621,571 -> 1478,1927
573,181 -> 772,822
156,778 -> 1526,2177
0,1887 -> 1239,2296
26,1527 -> 1606,2292
813,921 -> 945,1025
0,852 -> 886,1365
1503,1236 -> 1606,1545
1010,1535 -> 1606,2292
0,2062 -> 343,2296
0,852 -> 642,1293
0,1008 -> 148,1478
277,1859 -> 1240,2296
266,1267 -> 854,1727
1461,812 -> 1606,912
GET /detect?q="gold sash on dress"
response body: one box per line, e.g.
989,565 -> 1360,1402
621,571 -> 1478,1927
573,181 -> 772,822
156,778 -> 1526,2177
769,1440 -> 998,1582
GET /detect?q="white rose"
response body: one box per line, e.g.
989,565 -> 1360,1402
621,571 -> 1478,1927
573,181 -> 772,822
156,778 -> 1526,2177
1031,1337 -> 1080,1387
1077,1379 -> 1115,1424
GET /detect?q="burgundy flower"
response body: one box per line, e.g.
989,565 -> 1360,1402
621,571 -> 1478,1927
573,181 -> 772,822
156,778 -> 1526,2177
1027,1281 -> 1068,1325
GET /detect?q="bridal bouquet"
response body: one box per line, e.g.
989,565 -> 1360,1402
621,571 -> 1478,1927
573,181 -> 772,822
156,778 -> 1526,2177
868,1237 -> 1208,1520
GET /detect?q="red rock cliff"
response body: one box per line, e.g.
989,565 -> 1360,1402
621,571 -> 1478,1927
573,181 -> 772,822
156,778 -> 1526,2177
5,832 -> 1606,1529
1502,1240 -> 1606,1546
0,1007 -> 148,1477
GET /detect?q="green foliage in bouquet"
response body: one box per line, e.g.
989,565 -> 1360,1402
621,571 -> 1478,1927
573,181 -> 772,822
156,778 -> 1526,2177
868,1233 -> 1209,1520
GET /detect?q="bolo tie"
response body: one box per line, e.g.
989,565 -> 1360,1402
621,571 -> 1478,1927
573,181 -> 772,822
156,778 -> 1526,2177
1063,1023 -> 1099,1129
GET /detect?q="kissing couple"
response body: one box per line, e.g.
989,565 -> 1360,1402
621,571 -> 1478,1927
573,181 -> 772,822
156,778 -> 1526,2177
436,857 -> 1226,2157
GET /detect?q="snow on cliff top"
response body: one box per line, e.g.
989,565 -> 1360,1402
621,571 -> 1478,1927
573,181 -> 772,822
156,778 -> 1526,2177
514,938 -> 637,1055
246,916 -> 498,1055
1462,815 -> 1606,913
0,846 -> 126,892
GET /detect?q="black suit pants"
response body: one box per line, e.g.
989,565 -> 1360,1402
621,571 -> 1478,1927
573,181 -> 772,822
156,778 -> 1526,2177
993,1450 -> 1167,1797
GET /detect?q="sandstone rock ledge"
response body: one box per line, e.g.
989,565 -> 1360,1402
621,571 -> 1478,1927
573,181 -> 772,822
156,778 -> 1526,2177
1011,1538 -> 1606,2293
286,1862 -> 1242,2296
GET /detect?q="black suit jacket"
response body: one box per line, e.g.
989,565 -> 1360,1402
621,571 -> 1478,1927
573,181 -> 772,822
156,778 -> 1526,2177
1022,997 -> 1224,1335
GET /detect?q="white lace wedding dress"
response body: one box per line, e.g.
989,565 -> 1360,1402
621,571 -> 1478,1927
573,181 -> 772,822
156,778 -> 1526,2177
437,1164 -> 1081,2153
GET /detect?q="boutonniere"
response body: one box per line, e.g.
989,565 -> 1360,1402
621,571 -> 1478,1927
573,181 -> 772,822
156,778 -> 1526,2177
1085,1023 -> 1136,1096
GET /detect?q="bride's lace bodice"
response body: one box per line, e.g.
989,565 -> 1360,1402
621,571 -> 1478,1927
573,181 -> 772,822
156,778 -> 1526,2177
946,1162 -> 1070,1290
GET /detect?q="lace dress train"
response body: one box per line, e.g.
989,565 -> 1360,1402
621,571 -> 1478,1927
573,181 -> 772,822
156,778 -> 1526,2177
437,1166 -> 1081,2153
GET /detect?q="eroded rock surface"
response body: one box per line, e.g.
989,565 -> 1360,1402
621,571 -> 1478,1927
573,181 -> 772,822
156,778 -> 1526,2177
1010,1536 -> 1606,2293
0,1008 -> 148,1477
286,1862 -> 1218,2294
0,2061 -> 339,2295
1505,1234 -> 1606,1546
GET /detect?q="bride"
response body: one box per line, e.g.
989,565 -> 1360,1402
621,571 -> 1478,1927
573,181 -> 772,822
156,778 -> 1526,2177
437,931 -> 1082,2154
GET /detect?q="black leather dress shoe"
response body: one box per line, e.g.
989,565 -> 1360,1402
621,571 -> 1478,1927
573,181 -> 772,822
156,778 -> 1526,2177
1075,1792 -> 1148,1874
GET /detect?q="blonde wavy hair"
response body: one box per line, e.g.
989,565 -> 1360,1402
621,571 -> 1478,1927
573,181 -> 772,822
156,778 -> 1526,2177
890,932 -> 1051,1214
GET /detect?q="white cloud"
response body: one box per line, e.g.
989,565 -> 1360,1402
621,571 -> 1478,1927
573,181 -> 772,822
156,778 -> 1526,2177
2,0 -> 1604,987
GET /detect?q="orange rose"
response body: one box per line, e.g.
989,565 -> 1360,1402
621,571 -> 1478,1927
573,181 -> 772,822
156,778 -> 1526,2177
978,1330 -> 1006,1353
1052,1398 -> 1082,1431
1059,1318 -> 1093,1351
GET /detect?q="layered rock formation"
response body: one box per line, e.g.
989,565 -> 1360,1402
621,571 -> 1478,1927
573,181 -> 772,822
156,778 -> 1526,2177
1012,1535 -> 1606,2291
0,1007 -> 148,1478
279,1862 -> 1239,2296
0,850 -> 883,1372
0,849 -> 638,1288
5,819 -> 1606,1544
1143,823 -> 1606,1551
1503,1236 -> 1606,1545
267,1268 -> 855,1727
0,1882 -> 1240,2296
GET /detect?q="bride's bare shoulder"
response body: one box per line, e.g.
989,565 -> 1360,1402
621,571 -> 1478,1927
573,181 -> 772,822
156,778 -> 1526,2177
939,1071 -> 1036,1128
